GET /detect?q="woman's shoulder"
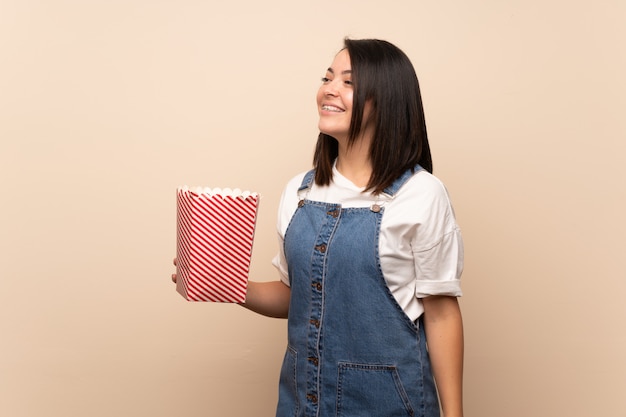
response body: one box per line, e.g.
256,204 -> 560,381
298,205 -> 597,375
383,168 -> 458,224
400,169 -> 452,201
281,170 -> 311,197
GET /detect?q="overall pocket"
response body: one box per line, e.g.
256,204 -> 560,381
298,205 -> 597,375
276,346 -> 299,417
336,362 -> 414,417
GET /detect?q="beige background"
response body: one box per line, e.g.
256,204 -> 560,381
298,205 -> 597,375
1,1 -> 624,416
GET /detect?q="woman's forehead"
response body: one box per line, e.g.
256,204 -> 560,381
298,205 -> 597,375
328,49 -> 351,72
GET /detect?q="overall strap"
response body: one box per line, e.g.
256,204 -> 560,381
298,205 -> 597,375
297,166 -> 422,199
295,169 -> 315,203
298,169 -> 315,192
382,165 -> 424,197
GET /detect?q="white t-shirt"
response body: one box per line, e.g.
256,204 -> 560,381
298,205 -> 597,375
272,165 -> 463,321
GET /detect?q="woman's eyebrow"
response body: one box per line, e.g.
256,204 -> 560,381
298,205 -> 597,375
327,68 -> 353,75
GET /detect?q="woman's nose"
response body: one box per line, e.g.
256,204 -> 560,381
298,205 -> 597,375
324,82 -> 339,96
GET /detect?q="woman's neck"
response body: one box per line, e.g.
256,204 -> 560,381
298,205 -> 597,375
336,138 -> 372,188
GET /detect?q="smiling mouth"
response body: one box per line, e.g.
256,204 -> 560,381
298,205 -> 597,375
321,105 -> 344,112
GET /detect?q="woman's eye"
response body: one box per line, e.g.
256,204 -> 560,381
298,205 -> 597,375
320,77 -> 352,86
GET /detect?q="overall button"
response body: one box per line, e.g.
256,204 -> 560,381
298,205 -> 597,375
327,209 -> 339,218
309,319 -> 320,328
298,200 -> 305,208
311,282 -> 322,291
314,243 -> 327,253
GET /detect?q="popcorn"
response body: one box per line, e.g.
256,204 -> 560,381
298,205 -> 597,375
176,187 -> 260,302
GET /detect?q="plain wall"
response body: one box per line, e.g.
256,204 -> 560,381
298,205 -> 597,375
1,1 -> 624,416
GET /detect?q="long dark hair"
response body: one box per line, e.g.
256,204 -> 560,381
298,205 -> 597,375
313,38 -> 433,194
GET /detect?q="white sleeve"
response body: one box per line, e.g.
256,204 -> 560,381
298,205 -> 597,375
271,172 -> 307,287
410,176 -> 464,298
271,239 -> 290,286
413,227 -> 464,298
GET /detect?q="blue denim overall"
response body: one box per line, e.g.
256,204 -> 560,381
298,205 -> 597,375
277,168 -> 440,417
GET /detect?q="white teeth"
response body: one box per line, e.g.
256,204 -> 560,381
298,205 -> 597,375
322,105 -> 343,112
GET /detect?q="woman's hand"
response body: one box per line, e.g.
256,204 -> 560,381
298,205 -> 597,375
169,257 -> 290,318
171,258 -> 177,283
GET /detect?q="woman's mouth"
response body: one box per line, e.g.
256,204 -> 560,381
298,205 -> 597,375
321,105 -> 344,112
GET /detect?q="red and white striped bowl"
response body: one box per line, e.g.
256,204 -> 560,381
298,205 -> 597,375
176,187 -> 259,302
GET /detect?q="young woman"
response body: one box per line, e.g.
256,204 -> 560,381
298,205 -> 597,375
174,38 -> 464,417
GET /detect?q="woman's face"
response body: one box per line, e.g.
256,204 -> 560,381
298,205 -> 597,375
316,49 -> 355,143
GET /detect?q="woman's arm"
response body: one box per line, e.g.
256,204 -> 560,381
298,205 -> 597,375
171,258 -> 291,319
240,280 -> 290,319
422,295 -> 464,417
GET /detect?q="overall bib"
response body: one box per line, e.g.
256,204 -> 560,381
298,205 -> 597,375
277,168 -> 440,417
